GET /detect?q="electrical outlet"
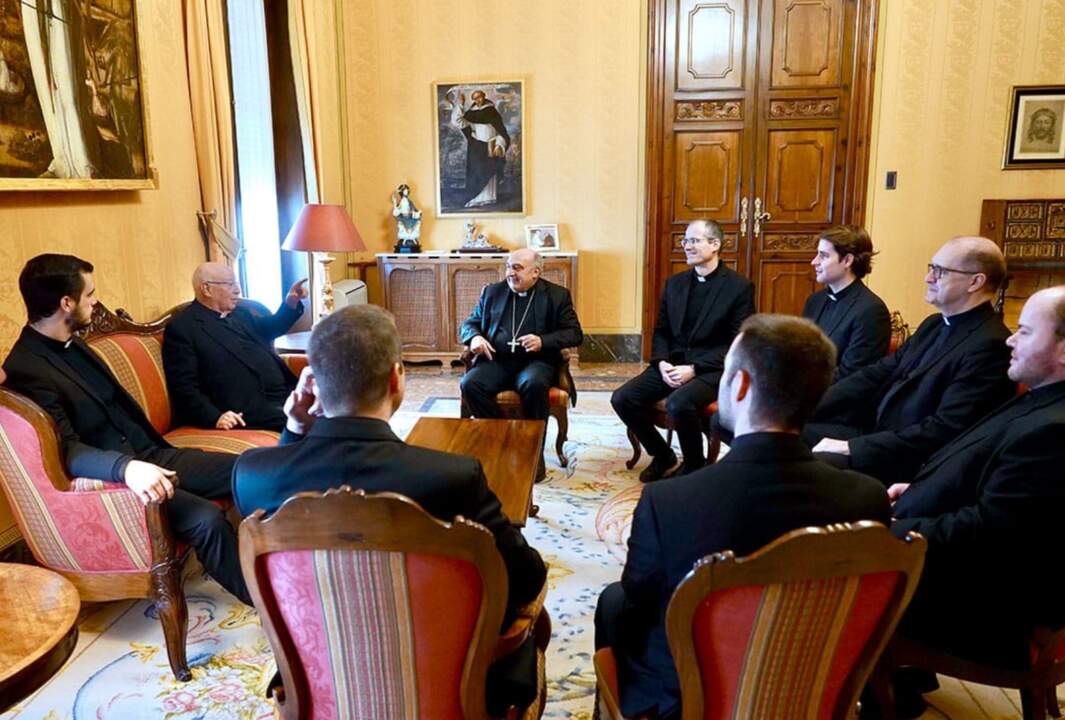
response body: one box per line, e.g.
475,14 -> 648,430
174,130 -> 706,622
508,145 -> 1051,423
886,171 -> 897,190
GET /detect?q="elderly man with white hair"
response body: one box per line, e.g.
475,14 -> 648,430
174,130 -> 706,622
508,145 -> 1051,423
460,248 -> 583,479
162,262 -> 306,432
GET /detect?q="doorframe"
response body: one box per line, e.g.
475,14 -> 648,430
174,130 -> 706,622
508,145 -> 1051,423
640,0 -> 881,357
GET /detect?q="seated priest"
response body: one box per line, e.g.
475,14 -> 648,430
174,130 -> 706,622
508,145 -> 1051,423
803,225 -> 892,379
611,219 -> 755,482
232,305 -> 547,715
3,254 -> 250,605
162,262 -> 307,432
596,315 -> 889,720
458,248 -> 583,478
805,236 -> 1016,485
883,286 -> 1065,717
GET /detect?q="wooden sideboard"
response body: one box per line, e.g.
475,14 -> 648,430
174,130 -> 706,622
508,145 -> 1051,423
981,198 -> 1065,328
377,252 -> 579,363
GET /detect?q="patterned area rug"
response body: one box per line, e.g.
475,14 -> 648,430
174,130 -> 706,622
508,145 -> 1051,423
2,394 -> 644,720
3,390 -> 1056,719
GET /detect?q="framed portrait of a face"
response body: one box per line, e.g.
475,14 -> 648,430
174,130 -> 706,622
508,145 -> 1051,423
525,224 -> 559,251
1003,85 -> 1065,170
433,79 -> 525,217
0,0 -> 156,190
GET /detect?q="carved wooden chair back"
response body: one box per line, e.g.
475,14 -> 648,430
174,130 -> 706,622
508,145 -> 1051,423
239,487 -> 510,720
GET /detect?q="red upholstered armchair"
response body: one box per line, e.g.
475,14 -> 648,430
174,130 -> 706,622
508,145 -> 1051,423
594,522 -> 926,720
79,302 -> 284,452
239,487 -> 551,720
0,386 -> 195,680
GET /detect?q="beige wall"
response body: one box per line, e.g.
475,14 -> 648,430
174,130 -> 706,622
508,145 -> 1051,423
865,0 -> 1065,327
310,0 -> 648,333
0,0 -> 206,547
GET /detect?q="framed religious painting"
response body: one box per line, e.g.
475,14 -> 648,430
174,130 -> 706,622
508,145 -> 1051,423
1003,85 -> 1065,170
433,79 -> 525,217
0,0 -> 156,190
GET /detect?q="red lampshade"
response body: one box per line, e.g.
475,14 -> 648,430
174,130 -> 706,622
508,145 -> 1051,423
282,204 -> 366,253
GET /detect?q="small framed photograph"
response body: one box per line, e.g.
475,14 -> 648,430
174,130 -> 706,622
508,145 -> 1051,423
1003,85 -> 1065,169
525,224 -> 559,251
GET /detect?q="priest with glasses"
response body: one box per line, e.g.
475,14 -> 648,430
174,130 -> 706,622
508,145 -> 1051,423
460,248 -> 583,479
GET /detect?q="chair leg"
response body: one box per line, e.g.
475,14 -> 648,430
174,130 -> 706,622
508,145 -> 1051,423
151,556 -> 191,681
625,428 -> 641,470
869,660 -> 896,720
554,411 -> 569,468
1049,686 -> 1062,719
705,429 -> 721,465
1022,686 -> 1049,720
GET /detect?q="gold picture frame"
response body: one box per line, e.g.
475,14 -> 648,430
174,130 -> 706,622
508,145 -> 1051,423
432,78 -> 525,217
0,0 -> 157,191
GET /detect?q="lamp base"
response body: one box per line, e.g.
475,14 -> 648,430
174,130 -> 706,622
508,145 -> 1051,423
314,252 -> 336,320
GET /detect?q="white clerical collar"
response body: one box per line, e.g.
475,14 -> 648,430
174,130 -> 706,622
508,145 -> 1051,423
943,316 -> 951,326
516,291 -> 528,297
696,276 -> 706,283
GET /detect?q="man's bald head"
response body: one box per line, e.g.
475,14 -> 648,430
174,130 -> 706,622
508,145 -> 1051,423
192,262 -> 241,313
947,236 -> 1007,293
505,248 -> 542,293
1007,286 -> 1065,389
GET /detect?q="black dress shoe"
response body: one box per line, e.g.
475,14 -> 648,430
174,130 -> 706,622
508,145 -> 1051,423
666,462 -> 702,478
639,451 -> 678,483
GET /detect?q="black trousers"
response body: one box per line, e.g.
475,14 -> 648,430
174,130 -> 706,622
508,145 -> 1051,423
595,581 -> 680,720
140,447 -> 250,605
611,365 -> 719,465
460,356 -> 556,421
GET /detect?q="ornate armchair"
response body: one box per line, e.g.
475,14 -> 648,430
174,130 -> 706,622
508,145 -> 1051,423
78,302 -> 286,452
0,386 -> 195,681
239,487 -> 550,720
874,628 -> 1065,720
460,348 -> 577,468
595,522 -> 926,720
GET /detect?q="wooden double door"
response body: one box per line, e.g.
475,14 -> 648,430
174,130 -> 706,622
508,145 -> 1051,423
643,0 -> 878,351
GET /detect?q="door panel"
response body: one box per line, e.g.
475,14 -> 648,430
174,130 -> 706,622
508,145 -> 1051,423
764,129 -> 836,222
758,260 -> 817,313
645,0 -> 877,352
673,132 -> 742,220
676,0 -> 749,91
770,0 -> 844,88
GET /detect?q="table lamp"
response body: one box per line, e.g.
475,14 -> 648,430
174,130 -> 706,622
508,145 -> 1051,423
282,204 -> 366,318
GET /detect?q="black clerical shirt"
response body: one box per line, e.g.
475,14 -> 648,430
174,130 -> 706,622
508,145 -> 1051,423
490,291 -> 536,360
33,329 -> 158,479
673,265 -> 722,364
813,279 -> 859,329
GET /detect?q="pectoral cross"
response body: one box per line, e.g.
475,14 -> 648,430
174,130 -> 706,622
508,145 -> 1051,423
508,338 -> 521,352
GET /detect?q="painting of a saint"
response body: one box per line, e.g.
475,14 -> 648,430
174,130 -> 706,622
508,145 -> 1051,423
434,80 -> 524,216
1004,86 -> 1065,169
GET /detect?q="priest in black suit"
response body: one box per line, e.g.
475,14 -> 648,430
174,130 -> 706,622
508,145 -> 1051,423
163,262 -> 306,432
879,287 -> 1065,713
232,304 -> 546,715
596,315 -> 890,720
459,248 -> 583,475
612,219 -> 755,481
806,237 -> 1015,485
803,225 -> 892,379
3,254 -> 250,604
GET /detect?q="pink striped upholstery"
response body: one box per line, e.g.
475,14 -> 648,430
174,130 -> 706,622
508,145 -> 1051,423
263,548 -> 483,720
692,572 -> 899,720
0,404 -> 153,572
88,333 -> 172,434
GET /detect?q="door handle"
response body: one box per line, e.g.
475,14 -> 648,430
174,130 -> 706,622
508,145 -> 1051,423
739,197 -> 749,238
753,197 -> 772,237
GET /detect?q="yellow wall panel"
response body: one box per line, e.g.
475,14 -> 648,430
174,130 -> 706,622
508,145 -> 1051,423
321,0 -> 647,333
866,0 -> 1065,327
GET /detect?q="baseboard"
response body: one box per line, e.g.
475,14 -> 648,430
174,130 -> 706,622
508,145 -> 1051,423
579,334 -> 643,363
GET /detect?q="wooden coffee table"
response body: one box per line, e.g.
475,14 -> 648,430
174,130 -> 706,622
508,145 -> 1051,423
0,563 -> 80,711
406,417 -> 544,526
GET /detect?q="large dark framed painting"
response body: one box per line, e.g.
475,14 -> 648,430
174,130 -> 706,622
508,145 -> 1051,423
433,79 -> 524,217
0,0 -> 155,190
1003,85 -> 1065,170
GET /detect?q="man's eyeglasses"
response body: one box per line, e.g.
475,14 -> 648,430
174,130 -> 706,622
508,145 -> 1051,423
927,264 -> 980,281
204,280 -> 239,287
680,236 -> 705,246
